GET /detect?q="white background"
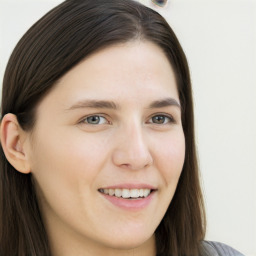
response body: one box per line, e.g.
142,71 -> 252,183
0,0 -> 255,255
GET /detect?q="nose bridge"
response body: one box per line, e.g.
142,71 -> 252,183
112,119 -> 153,170
127,121 -> 148,156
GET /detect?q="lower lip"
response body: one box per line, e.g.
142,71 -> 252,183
100,191 -> 155,211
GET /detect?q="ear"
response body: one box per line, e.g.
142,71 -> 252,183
0,113 -> 31,174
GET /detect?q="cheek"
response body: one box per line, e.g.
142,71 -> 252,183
30,129 -> 110,193
155,132 -> 185,184
149,131 -> 185,220
29,130 -> 112,226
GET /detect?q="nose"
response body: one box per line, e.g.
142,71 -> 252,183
112,124 -> 153,170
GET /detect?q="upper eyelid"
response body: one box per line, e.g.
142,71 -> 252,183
149,112 -> 175,120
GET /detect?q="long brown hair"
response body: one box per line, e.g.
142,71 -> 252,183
0,0 -> 206,255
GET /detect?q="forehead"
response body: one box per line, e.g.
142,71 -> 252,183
37,41 -> 179,113
60,41 -> 176,93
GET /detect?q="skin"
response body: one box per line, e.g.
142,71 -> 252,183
1,41 -> 185,256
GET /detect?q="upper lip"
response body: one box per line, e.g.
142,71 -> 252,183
99,183 -> 157,190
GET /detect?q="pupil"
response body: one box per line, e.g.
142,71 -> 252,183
153,116 -> 165,124
88,116 -> 100,124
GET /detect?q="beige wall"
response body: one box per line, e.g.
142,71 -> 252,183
1,0 -> 255,255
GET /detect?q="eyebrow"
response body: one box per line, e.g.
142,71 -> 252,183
66,97 -> 180,111
67,100 -> 119,110
148,98 -> 181,109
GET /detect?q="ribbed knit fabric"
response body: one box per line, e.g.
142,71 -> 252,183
201,241 -> 245,256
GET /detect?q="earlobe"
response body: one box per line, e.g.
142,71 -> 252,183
0,113 -> 31,174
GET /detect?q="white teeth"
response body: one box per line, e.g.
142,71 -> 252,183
130,189 -> 139,198
122,189 -> 130,198
115,189 -> 122,197
143,189 -> 151,197
100,188 -> 152,199
109,189 -> 115,196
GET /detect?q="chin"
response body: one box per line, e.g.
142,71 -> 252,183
101,231 -> 154,250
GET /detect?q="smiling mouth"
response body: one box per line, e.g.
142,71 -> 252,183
98,188 -> 155,199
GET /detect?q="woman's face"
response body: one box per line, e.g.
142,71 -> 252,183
26,41 -> 185,255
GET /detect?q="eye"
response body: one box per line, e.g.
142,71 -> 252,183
149,114 -> 174,125
80,115 -> 109,125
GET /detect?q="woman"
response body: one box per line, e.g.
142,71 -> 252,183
0,0 -> 244,255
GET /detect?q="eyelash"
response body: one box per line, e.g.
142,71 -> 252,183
79,113 -> 175,126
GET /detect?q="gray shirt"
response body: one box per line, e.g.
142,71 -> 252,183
201,241 -> 245,256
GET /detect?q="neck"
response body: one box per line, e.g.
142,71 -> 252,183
50,232 -> 156,256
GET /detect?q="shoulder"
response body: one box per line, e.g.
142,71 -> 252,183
200,241 -> 245,256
